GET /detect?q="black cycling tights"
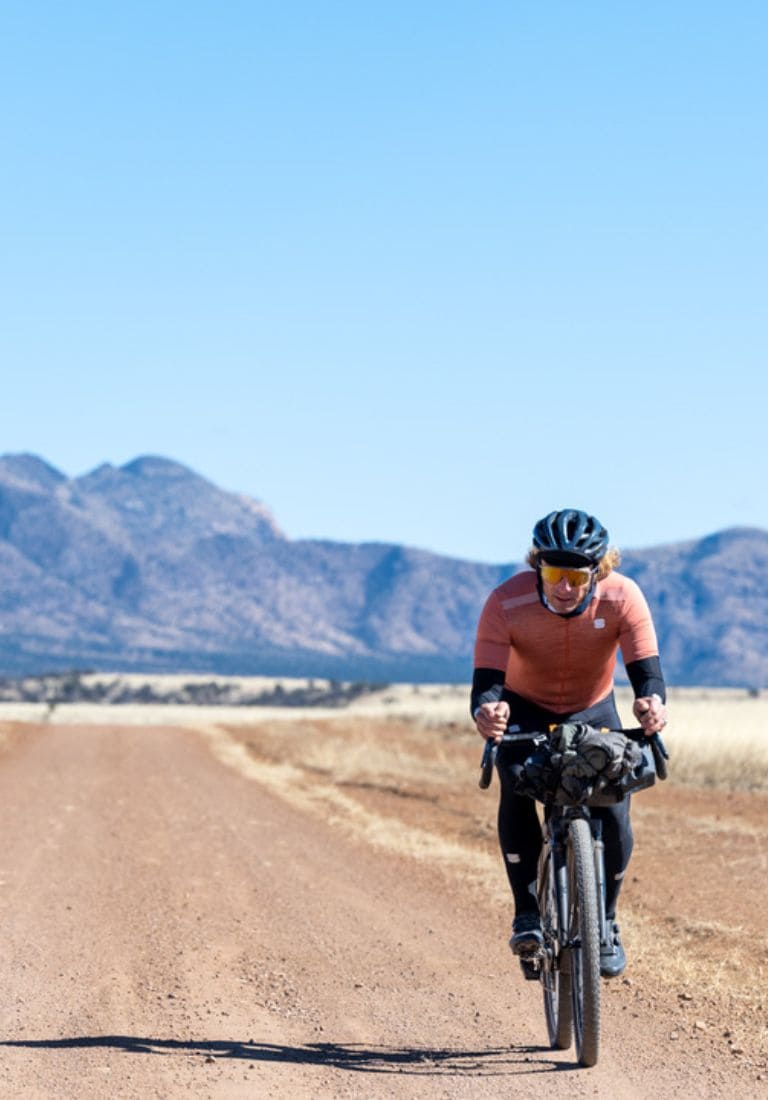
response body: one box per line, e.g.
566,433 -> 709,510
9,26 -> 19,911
495,690 -> 634,921
496,785 -> 633,920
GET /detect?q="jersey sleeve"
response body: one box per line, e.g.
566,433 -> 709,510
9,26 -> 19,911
617,579 -> 660,664
473,589 -> 512,671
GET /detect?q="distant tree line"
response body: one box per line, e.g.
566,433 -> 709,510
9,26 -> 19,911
0,671 -> 390,708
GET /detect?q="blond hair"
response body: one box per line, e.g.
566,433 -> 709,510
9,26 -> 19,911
526,546 -> 621,581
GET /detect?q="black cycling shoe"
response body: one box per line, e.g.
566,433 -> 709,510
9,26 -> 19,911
509,912 -> 543,957
600,921 -> 626,978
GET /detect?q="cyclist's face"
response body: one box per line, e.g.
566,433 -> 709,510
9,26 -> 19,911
540,565 -> 593,613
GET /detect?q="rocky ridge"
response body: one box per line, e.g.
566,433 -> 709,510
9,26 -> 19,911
0,452 -> 765,687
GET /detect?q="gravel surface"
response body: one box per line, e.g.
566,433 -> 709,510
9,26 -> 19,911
0,719 -> 763,1098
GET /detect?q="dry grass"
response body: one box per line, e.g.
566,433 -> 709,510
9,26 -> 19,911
203,719 -> 505,896
651,688 -> 768,791
7,679 -> 767,792
619,907 -> 768,1055
213,683 -> 768,794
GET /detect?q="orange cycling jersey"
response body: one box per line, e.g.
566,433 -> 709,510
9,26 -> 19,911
473,570 -> 659,714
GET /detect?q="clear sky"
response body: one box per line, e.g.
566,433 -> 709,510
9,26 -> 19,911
2,2 -> 766,563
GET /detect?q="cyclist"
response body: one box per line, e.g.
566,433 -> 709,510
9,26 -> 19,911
472,509 -> 667,979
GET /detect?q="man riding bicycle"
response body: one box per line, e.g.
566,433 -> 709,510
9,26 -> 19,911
471,509 -> 668,979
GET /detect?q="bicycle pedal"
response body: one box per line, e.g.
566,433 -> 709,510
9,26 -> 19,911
512,939 -> 545,961
519,957 -> 541,981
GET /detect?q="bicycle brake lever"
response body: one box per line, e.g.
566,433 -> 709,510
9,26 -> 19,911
652,732 -> 669,759
649,732 -> 669,781
479,739 -> 498,789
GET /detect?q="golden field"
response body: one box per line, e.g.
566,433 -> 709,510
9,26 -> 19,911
4,678 -> 764,790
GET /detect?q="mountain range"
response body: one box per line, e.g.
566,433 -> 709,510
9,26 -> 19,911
0,452 -> 765,687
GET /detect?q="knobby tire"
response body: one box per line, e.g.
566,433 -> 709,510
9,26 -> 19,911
568,818 -> 601,1067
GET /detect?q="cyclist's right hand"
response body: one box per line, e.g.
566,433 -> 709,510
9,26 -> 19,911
474,700 -> 510,743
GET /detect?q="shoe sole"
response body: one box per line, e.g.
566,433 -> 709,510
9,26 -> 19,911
599,950 -> 627,978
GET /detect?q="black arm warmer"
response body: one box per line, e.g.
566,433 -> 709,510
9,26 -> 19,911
625,655 -> 666,703
470,667 -> 505,718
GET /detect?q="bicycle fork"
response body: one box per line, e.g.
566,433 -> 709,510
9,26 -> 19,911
590,820 -> 609,949
553,823 -> 608,958
553,839 -> 571,971
552,836 -> 563,941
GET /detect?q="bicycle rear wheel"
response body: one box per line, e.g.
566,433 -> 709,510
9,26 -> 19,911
538,845 -> 572,1050
568,818 -> 601,1067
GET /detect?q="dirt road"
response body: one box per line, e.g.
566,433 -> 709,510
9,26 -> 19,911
0,720 -> 763,1098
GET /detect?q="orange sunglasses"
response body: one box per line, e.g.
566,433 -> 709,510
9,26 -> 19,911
539,564 -> 594,587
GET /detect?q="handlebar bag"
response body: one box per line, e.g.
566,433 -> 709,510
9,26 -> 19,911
511,723 -> 655,806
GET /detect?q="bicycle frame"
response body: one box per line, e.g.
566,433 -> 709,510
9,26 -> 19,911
478,724 -> 669,1068
547,807 -> 592,951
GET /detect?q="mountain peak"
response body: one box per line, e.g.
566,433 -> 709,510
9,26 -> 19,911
72,454 -> 283,544
0,453 -> 67,492
121,455 -> 203,481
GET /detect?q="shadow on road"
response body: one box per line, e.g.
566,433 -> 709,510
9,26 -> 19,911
0,1036 -> 573,1076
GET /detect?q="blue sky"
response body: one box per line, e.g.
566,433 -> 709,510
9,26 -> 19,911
2,2 -> 766,563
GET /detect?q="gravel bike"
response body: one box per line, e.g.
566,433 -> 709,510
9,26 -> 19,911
479,725 -> 669,1067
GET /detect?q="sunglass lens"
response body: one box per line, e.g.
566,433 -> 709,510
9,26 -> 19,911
540,565 -> 592,585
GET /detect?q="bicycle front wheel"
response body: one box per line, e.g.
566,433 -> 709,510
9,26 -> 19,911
538,844 -> 572,1050
568,818 -> 601,1067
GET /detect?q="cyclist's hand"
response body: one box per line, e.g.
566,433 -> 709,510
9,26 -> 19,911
475,700 -> 510,743
633,693 -> 668,735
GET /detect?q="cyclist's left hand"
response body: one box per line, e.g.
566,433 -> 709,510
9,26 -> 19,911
633,693 -> 668,735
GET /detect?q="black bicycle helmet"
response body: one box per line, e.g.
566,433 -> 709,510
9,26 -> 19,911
532,509 -> 609,566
